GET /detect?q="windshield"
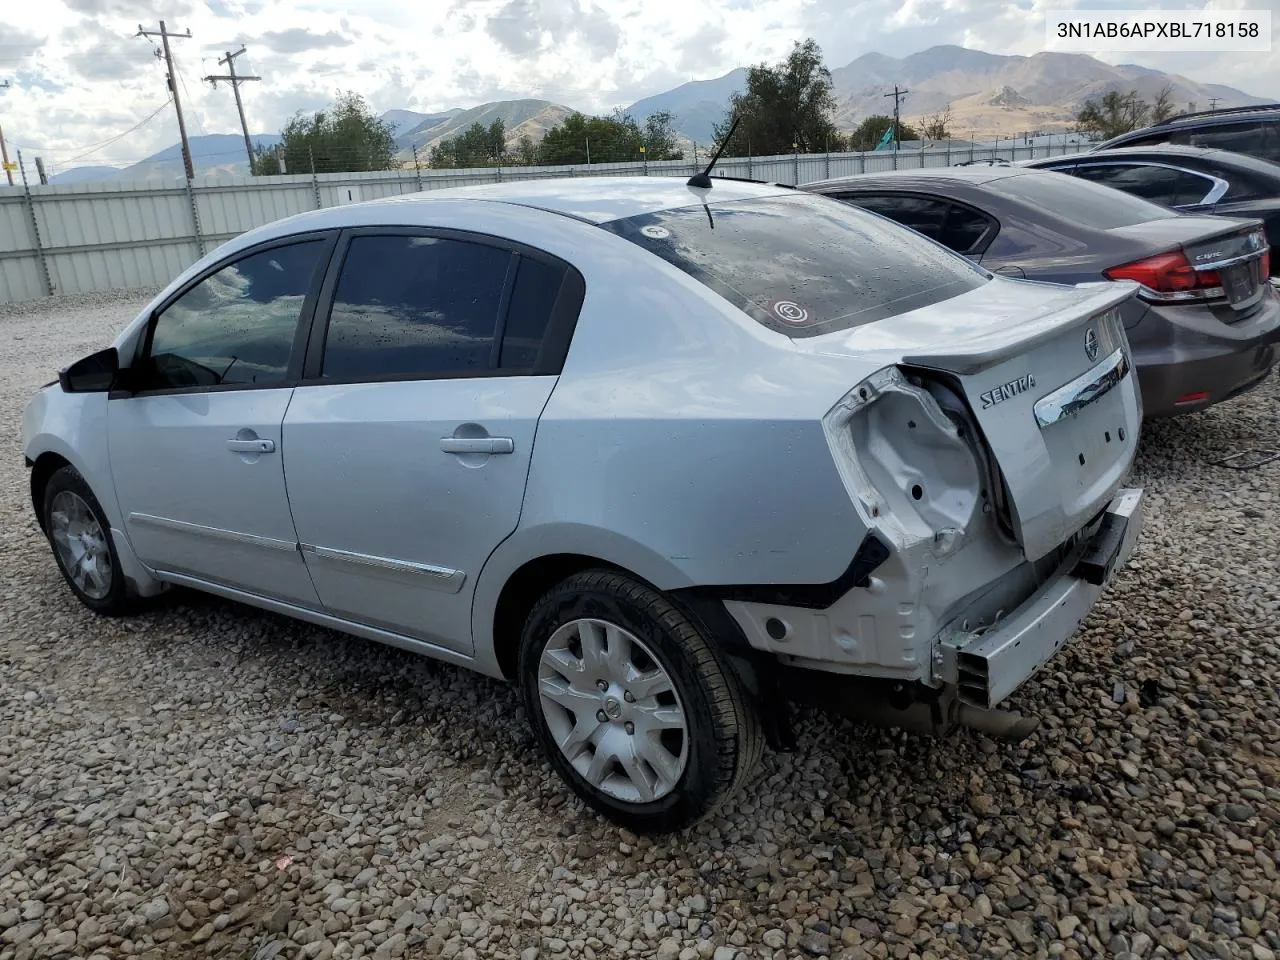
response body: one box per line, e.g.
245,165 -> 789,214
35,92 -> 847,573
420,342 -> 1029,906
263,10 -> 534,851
598,192 -> 990,337
988,171 -> 1172,229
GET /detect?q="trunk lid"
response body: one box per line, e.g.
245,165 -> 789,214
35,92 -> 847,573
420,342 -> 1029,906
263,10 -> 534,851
1107,216 -> 1269,316
800,278 -> 1142,561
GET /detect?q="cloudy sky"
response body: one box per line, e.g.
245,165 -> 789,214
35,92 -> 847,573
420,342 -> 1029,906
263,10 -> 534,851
0,0 -> 1276,172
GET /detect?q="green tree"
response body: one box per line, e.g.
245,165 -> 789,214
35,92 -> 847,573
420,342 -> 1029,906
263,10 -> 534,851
1076,85 -> 1174,140
509,134 -> 539,166
428,119 -> 506,168
848,114 -> 920,151
538,109 -> 683,165
641,110 -> 683,161
713,38 -> 846,156
253,91 -> 398,175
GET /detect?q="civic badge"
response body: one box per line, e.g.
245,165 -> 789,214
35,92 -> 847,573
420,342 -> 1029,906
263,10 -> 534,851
1085,327 -> 1099,362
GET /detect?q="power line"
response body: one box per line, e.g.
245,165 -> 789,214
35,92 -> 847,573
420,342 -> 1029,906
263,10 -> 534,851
172,50 -> 204,138
883,85 -> 910,150
137,19 -> 196,180
61,100 -> 174,164
204,47 -> 261,171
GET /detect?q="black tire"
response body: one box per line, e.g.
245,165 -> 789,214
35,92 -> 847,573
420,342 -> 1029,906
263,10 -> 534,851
41,465 -> 133,617
518,569 -> 763,832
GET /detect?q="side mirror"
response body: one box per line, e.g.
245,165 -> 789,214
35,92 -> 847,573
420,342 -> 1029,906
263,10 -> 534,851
58,347 -> 119,393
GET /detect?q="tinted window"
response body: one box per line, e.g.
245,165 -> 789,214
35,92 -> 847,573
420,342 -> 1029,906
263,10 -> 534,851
987,172 -> 1171,229
146,240 -> 325,390
501,256 -> 565,369
322,235 -> 512,380
1119,134 -> 1170,148
846,194 -> 994,255
1178,122 -> 1267,157
1069,162 -> 1216,207
600,193 -> 989,338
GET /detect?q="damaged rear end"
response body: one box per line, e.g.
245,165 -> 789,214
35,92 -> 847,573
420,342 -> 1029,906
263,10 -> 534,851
742,279 -> 1146,737
601,188 -> 1144,741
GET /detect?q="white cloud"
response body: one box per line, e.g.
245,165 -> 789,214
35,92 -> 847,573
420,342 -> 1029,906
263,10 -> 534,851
0,0 -> 1275,174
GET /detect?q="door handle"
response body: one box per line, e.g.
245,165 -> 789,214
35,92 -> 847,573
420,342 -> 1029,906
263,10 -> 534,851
227,438 -> 276,454
439,437 -> 514,455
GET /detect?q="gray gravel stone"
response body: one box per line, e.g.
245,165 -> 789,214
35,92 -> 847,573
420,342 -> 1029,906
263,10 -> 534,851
3,290 -> 1280,960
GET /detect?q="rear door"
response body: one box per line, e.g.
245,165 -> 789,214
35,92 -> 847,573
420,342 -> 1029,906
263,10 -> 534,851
282,228 -> 584,654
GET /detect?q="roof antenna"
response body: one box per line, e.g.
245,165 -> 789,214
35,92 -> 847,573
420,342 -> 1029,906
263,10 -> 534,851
688,112 -> 740,189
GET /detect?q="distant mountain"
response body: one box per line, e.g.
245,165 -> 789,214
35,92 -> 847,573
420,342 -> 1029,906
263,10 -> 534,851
395,98 -> 578,155
51,133 -> 280,184
381,108 -> 461,137
625,68 -> 748,144
49,165 -> 121,185
43,47 -> 1273,185
639,45 -> 1268,143
833,46 -> 1269,137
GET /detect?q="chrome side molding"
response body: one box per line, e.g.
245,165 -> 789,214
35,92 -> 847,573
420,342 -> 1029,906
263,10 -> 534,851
299,542 -> 466,593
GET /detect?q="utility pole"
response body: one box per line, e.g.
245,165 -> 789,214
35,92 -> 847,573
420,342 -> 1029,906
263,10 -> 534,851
884,85 -> 909,150
137,20 -> 196,180
0,80 -> 12,186
203,46 -> 260,172
1207,97 -> 1221,112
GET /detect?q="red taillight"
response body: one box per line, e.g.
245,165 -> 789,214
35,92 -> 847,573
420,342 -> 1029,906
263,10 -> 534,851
1263,248 -> 1271,279
1105,251 -> 1198,291
1104,249 -> 1225,301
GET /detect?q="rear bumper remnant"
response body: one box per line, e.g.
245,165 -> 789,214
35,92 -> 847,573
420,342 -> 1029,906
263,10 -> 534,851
939,487 -> 1143,709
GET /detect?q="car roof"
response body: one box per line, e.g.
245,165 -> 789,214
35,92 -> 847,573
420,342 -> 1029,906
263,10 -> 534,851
1151,103 -> 1280,128
1028,144 -> 1280,177
1099,104 -> 1280,147
804,166 -> 1039,190
367,175 -> 795,225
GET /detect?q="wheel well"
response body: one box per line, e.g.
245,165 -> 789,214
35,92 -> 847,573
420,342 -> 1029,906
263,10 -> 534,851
491,553 -> 623,680
29,452 -> 71,532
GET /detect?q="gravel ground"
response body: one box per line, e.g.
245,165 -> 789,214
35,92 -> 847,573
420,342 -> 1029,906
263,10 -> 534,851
1,289 -> 1278,960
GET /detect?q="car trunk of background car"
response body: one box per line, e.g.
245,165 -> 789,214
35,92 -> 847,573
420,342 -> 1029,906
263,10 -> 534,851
1104,218 -> 1271,320
802,281 -> 1142,564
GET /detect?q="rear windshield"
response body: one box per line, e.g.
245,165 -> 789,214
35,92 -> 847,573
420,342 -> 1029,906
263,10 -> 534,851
598,192 -> 989,337
988,171 -> 1172,229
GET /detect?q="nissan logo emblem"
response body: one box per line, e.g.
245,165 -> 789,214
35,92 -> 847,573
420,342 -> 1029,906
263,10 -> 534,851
1085,327 -> 1099,362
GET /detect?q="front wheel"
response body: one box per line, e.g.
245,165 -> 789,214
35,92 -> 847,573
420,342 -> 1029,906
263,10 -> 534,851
518,570 -> 762,832
42,465 -> 132,616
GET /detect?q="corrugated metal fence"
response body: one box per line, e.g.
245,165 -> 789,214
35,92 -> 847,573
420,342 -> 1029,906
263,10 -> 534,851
0,140 -> 1086,305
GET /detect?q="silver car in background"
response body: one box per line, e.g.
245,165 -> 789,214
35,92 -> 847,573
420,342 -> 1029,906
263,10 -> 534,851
24,177 -> 1143,831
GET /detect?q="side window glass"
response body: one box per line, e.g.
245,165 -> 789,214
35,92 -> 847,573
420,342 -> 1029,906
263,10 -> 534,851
847,195 -> 949,243
145,240 -> 326,390
500,256 -> 566,370
1071,163 -> 1213,207
1186,122 -> 1265,156
938,205 -> 995,255
842,194 -> 990,256
1260,125 -> 1280,164
322,235 -> 512,380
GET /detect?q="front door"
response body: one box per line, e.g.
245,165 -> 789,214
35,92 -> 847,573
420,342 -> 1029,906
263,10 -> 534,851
108,235 -> 334,605
283,230 -> 579,653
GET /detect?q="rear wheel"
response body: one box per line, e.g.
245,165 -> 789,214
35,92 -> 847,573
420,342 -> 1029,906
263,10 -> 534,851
518,569 -> 762,832
42,466 -> 131,616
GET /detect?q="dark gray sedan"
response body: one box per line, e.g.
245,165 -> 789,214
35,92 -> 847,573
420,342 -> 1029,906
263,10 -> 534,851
802,167 -> 1280,418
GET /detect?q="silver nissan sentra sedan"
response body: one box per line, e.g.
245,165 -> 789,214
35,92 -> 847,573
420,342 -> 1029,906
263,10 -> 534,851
23,176 -> 1143,831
